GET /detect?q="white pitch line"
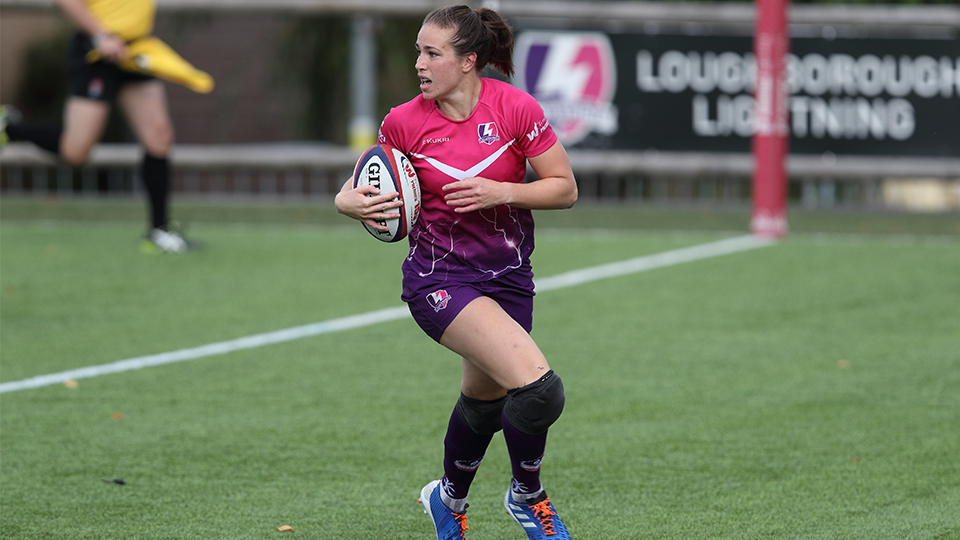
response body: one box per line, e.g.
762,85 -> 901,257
0,234 -> 773,394
535,233 -> 775,292
0,306 -> 410,395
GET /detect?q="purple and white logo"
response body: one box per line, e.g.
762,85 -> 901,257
455,458 -> 483,472
477,122 -> 500,145
514,31 -> 619,146
427,289 -> 452,312
520,457 -> 543,472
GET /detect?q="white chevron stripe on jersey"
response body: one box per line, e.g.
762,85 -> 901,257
411,138 -> 516,181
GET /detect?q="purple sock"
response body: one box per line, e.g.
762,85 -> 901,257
441,407 -> 494,501
502,413 -> 548,498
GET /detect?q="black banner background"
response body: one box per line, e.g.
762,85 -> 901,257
576,33 -> 959,157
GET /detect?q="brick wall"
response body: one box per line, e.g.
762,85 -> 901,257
154,12 -> 309,144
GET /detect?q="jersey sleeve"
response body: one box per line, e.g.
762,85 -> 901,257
378,109 -> 402,149
378,99 -> 424,155
512,89 -> 557,158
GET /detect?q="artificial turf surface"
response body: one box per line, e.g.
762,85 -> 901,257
2,196 -> 958,539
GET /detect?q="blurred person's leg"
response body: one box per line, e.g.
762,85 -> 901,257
118,80 -> 179,237
59,97 -> 111,164
4,97 -> 108,161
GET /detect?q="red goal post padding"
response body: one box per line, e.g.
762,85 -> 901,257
751,0 -> 791,238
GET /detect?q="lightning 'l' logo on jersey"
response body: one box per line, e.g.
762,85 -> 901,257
477,122 -> 500,145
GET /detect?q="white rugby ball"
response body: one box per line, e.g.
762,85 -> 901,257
352,144 -> 421,243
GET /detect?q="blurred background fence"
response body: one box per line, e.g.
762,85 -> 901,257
2,0 -> 959,211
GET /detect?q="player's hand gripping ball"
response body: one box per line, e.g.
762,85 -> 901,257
352,144 -> 421,242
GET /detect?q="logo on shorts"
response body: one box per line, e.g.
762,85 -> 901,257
427,289 -> 452,312
88,78 -> 104,99
477,122 -> 500,145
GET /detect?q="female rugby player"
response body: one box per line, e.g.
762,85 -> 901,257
335,5 -> 577,539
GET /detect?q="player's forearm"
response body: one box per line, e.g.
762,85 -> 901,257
505,175 -> 578,210
513,140 -> 578,210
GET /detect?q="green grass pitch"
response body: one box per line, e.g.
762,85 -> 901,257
1,197 -> 958,539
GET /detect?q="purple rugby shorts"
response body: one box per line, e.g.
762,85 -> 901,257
402,269 -> 535,343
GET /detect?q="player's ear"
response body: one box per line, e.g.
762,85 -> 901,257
461,52 -> 477,73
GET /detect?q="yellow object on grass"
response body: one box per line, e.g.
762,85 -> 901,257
86,36 -> 214,94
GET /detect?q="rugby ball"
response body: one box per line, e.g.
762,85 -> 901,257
352,144 -> 421,243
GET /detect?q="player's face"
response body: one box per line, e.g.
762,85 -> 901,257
415,23 -> 470,101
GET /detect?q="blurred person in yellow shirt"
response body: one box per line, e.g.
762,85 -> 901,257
3,0 -> 210,253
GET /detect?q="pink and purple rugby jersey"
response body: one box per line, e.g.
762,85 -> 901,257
378,78 -> 557,284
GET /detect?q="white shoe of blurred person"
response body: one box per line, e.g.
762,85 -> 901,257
143,228 -> 189,254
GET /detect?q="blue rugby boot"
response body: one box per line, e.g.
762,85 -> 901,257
504,488 -> 571,539
419,480 -> 469,540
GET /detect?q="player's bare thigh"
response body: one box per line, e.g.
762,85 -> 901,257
440,296 -> 551,397
459,359 -> 507,401
117,79 -> 174,156
60,96 -> 111,164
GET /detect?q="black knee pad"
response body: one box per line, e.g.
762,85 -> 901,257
456,393 -> 507,435
503,370 -> 565,435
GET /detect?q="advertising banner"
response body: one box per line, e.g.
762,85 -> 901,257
513,30 -> 960,157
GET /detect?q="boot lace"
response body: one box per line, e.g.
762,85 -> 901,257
451,510 -> 469,537
530,499 -> 557,535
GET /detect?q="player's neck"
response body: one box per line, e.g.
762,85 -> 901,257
436,78 -> 481,121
